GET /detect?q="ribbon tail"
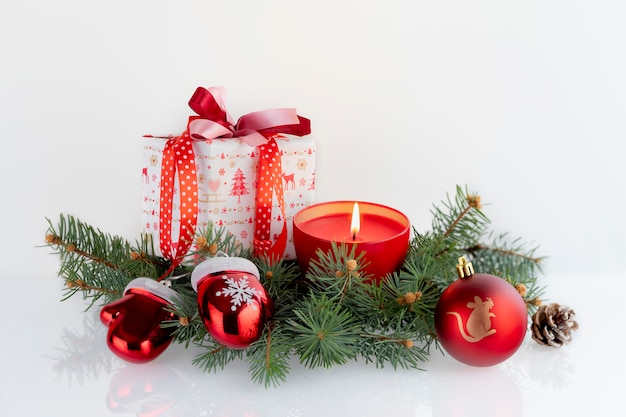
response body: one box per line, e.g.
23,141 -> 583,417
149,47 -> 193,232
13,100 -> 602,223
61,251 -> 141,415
158,131 -> 199,279
259,115 -> 311,137
237,109 -> 311,138
253,137 -> 287,263
254,224 -> 287,263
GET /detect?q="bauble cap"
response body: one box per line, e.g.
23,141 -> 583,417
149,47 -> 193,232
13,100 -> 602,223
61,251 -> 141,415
191,256 -> 260,292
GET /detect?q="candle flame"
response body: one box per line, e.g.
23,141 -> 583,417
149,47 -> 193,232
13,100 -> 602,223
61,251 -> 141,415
350,202 -> 360,240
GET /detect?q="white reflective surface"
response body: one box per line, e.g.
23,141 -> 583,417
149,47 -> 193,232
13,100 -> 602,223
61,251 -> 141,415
0,274 -> 618,416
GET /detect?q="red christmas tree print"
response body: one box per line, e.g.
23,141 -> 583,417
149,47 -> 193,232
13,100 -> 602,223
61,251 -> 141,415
230,168 -> 250,204
308,169 -> 316,191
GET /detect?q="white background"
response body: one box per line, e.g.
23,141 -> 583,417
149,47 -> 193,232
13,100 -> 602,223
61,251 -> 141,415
1,1 -> 624,416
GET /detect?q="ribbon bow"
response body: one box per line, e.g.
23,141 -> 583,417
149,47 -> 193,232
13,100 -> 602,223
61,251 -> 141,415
187,87 -> 310,147
158,87 -> 310,276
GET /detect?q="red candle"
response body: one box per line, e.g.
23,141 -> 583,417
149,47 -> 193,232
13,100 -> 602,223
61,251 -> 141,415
293,201 -> 410,282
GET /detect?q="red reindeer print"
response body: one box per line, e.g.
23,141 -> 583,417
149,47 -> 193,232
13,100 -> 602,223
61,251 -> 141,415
282,172 -> 295,190
142,167 -> 149,184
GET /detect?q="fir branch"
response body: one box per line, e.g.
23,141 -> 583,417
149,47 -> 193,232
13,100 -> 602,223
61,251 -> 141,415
254,257 -> 301,311
398,236 -> 455,289
305,242 -> 371,302
288,293 -> 361,368
442,191 -> 483,237
357,326 -> 429,370
64,278 -> 119,296
190,222 -> 251,263
468,242 -> 542,264
45,214 -> 163,306
46,215 -> 130,269
431,185 -> 490,250
46,231 -> 117,270
42,184 -> 554,386
192,337 -> 244,373
505,277 -> 546,314
465,231 -> 544,279
128,249 -> 167,269
162,285 -> 207,347
60,263 -> 128,308
247,324 -> 292,387
347,280 -> 395,328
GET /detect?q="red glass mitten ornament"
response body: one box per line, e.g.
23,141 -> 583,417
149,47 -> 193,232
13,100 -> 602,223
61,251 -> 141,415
434,257 -> 528,367
100,278 -> 179,363
191,256 -> 273,349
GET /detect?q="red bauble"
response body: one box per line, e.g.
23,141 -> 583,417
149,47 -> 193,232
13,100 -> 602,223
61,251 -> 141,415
100,278 -> 179,363
434,257 -> 527,367
191,256 -> 273,349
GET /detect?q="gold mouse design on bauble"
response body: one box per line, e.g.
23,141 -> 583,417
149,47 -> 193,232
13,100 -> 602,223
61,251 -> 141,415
447,295 -> 497,343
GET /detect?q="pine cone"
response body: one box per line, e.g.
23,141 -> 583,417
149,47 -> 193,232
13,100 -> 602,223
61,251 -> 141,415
531,303 -> 579,347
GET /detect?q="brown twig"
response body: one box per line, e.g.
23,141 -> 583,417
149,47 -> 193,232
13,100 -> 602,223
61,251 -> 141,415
210,345 -> 227,355
46,234 -> 118,269
66,279 -> 119,295
443,205 -> 471,238
443,194 -> 482,238
464,243 -> 543,264
362,333 -> 413,348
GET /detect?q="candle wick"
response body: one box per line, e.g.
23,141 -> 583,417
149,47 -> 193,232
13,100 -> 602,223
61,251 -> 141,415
352,233 -> 356,241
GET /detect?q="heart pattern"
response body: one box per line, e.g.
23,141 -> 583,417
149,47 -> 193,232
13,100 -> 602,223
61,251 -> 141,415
208,179 -> 221,192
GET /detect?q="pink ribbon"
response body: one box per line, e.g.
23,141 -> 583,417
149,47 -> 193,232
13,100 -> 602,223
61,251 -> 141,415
157,87 -> 310,268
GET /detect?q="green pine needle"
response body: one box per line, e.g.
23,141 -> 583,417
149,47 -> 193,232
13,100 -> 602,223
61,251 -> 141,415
247,325 -> 292,387
288,293 -> 361,368
191,338 -> 244,373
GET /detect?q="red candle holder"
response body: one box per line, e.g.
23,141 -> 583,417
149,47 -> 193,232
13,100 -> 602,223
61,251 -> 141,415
292,201 -> 411,283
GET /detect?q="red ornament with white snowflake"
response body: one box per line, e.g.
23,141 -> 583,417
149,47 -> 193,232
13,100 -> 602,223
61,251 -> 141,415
191,256 -> 273,348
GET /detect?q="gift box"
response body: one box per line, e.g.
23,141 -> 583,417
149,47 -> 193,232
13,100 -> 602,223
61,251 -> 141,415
141,87 -> 314,266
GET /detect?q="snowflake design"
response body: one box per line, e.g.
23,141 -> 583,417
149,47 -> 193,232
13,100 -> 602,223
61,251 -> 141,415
297,158 -> 307,170
216,275 -> 258,311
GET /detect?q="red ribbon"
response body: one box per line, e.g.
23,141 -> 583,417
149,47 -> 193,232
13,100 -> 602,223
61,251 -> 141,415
157,87 -> 310,271
158,124 -> 199,278
253,137 -> 288,261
